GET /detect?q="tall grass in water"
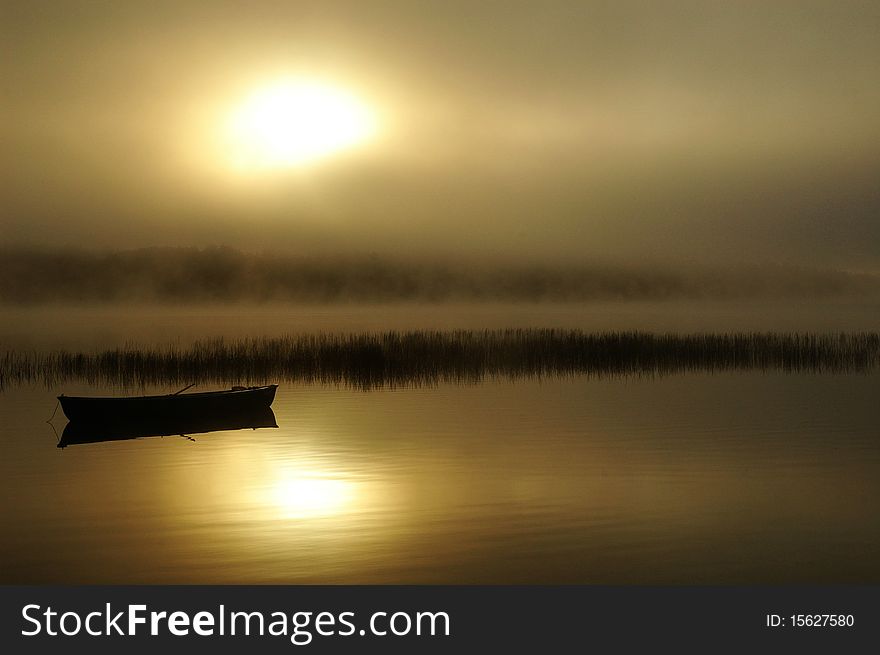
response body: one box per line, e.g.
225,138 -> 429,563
2,330 -> 879,391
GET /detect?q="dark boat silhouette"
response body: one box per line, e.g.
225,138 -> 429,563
58,384 -> 278,424
58,404 -> 278,448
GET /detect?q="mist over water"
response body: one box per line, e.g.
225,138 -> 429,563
2,247 -> 878,304
3,297 -> 880,352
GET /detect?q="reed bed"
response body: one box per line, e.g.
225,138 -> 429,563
2,330 -> 879,391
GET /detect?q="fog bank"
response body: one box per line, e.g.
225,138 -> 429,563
2,247 -> 877,304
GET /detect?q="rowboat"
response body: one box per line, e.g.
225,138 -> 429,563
58,405 -> 278,448
58,384 -> 278,424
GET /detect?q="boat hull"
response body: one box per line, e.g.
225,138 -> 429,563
58,385 -> 278,424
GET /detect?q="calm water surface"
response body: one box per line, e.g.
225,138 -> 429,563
1,303 -> 878,583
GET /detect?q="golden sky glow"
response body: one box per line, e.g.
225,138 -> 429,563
225,79 -> 377,170
2,1 -> 880,267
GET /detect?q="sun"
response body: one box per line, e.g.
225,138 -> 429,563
225,79 -> 376,169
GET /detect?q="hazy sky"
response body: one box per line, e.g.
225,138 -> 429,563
2,1 -> 879,268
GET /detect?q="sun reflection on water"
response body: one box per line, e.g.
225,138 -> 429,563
266,469 -> 357,520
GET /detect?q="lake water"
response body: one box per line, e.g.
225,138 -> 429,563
1,301 -> 878,583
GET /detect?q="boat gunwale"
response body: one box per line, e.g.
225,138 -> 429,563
58,384 -> 278,402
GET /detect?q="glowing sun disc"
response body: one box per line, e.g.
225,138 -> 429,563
226,80 -> 376,168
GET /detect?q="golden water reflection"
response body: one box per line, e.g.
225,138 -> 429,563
267,471 -> 357,520
223,435 -> 380,523
1,373 -> 879,584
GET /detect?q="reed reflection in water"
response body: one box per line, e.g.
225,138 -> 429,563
1,372 -> 878,584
